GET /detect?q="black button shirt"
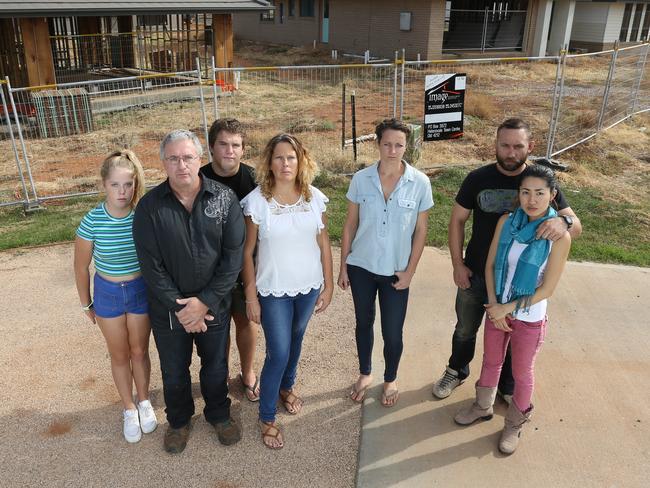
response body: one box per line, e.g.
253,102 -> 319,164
133,176 -> 245,323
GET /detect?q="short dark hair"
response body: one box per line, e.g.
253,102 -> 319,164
208,118 -> 246,148
497,118 -> 532,140
375,118 -> 411,142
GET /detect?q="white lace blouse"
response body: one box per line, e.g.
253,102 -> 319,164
240,185 -> 328,297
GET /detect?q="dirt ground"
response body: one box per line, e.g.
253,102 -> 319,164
0,244 -> 361,488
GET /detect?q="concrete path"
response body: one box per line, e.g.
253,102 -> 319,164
357,247 -> 650,488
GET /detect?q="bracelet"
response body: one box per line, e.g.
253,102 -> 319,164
245,299 -> 258,304
81,301 -> 93,311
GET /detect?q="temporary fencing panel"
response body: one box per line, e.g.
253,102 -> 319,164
400,57 -> 558,162
550,42 -> 649,157
0,43 -> 648,207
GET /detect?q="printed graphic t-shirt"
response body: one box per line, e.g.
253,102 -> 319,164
456,163 -> 569,275
200,163 -> 256,201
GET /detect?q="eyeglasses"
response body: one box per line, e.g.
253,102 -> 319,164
164,154 -> 199,165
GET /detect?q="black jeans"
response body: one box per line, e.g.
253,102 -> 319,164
448,273 -> 514,394
151,312 -> 231,428
348,264 -> 409,383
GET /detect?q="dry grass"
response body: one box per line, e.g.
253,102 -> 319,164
464,92 -> 498,119
557,112 -> 650,206
1,44 -> 647,206
234,39 -> 348,67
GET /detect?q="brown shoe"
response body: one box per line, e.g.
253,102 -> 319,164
163,423 -> 191,454
213,418 -> 241,446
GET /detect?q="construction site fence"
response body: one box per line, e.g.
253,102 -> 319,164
1,42 -> 648,210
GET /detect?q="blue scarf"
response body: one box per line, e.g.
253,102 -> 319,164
494,207 -> 557,312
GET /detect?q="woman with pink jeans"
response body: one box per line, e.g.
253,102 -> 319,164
454,164 -> 571,454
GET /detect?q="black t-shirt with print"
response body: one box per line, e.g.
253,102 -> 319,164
200,162 -> 256,201
456,163 -> 569,276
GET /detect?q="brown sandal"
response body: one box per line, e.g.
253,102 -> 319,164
279,389 -> 303,415
260,421 -> 284,450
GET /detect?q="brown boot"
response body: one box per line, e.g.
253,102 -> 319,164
499,402 -> 533,454
213,417 -> 241,446
454,383 -> 497,425
163,423 -> 192,454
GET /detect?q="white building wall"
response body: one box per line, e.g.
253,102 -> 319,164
571,3 -> 607,41
604,3 -> 626,42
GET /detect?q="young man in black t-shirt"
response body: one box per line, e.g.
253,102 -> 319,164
432,118 -> 582,401
200,118 -> 260,402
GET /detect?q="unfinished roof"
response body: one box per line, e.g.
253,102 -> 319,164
0,1 -> 272,17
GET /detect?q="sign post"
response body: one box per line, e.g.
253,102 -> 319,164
424,73 -> 466,141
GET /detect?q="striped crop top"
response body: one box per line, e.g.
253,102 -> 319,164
76,202 -> 140,276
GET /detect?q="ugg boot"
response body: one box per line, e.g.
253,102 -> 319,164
499,402 -> 533,454
454,383 -> 497,425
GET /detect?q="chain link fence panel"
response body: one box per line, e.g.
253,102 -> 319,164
401,57 -> 558,165
210,63 -> 397,169
0,80 -> 34,208
6,70 -> 210,201
551,43 -> 649,156
1,44 -> 648,206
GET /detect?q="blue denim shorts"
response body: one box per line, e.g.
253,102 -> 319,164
93,273 -> 149,318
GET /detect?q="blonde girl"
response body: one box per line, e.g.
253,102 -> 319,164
74,150 -> 157,443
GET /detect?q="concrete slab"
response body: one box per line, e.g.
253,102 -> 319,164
357,247 -> 650,488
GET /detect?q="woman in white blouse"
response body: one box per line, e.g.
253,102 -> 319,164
241,133 -> 333,450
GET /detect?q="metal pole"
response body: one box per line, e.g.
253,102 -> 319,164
400,48 -> 406,119
211,55 -> 219,120
598,41 -> 619,130
481,7 -> 489,53
0,84 -> 30,206
6,77 -> 39,205
630,42 -> 649,116
195,57 -> 211,163
341,83 -> 346,151
546,51 -> 565,159
351,90 -> 357,162
393,51 -> 398,117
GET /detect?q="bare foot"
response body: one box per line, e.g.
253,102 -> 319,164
381,381 -> 399,407
350,374 -> 373,403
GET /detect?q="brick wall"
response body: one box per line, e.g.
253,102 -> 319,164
234,1 -> 446,61
233,1 -> 320,47
330,0 -> 443,60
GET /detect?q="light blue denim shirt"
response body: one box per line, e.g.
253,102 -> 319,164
346,161 -> 434,276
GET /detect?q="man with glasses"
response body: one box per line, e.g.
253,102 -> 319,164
133,129 -> 245,454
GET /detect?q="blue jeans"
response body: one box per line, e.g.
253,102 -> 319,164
258,288 -> 319,423
448,273 -> 514,394
151,314 -> 231,428
347,264 -> 409,383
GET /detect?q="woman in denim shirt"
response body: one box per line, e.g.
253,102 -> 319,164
338,118 -> 434,407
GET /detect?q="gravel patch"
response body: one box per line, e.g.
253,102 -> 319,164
0,244 -> 360,488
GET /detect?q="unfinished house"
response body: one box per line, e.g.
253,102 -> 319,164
0,0 -> 272,87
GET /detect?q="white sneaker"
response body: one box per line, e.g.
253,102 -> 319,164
137,399 -> 158,434
432,367 -> 463,399
123,408 -> 142,443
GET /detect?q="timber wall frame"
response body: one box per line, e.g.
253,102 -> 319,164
0,13 -> 236,88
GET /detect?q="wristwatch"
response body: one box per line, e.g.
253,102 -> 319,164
561,215 -> 573,229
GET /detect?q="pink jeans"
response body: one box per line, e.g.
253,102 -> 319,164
478,316 -> 546,412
